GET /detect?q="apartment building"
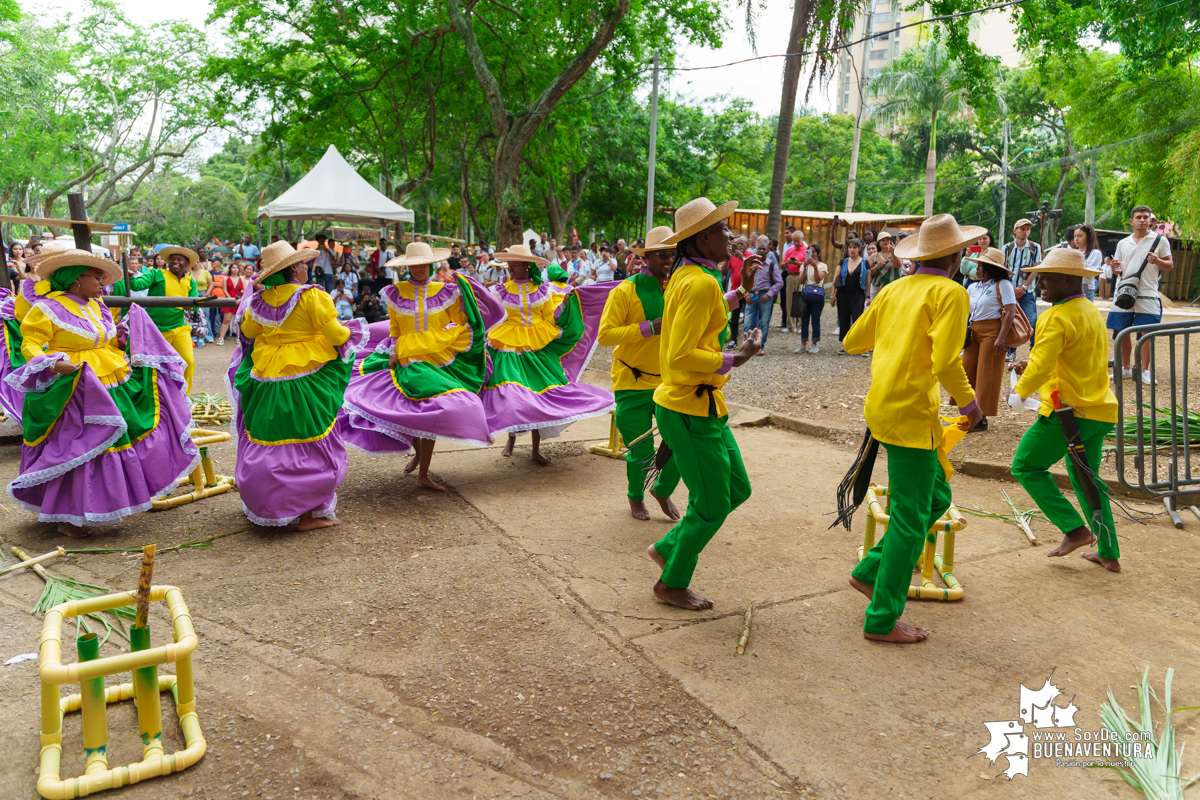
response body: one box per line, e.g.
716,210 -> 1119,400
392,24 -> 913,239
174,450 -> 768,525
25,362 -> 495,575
834,3 -> 1022,118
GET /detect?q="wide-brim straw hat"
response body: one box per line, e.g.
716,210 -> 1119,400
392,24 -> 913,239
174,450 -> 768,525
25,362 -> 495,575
25,239 -> 72,266
963,246 -> 1012,273
492,244 -> 549,266
1022,247 -> 1100,277
893,214 -> 987,261
385,241 -> 451,269
257,240 -> 318,282
35,248 -> 122,286
157,246 -> 200,268
631,226 -> 676,256
663,197 -> 738,245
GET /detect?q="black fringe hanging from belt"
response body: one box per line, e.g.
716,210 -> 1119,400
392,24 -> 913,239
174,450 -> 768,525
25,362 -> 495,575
619,359 -> 660,382
829,427 -> 879,531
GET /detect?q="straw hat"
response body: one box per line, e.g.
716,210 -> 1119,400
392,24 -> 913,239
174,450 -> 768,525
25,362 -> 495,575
963,246 -> 1012,273
256,240 -> 318,282
630,226 -> 676,256
893,214 -> 987,261
662,197 -> 738,245
24,239 -> 72,266
157,246 -> 199,268
385,241 -> 451,269
491,244 -> 549,267
1022,247 -> 1100,277
35,248 -> 122,286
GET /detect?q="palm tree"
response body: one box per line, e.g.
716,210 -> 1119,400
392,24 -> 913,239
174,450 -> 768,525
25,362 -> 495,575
870,41 -> 969,216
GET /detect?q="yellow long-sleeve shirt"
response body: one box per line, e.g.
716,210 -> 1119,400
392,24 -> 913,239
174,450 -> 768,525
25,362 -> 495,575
1013,296 -> 1117,422
653,261 -> 737,417
598,274 -> 666,392
844,270 -> 977,450
240,285 -> 351,380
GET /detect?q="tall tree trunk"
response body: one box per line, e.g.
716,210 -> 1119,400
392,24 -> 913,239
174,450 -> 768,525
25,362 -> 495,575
766,0 -> 815,243
1084,158 -> 1098,225
924,112 -> 938,216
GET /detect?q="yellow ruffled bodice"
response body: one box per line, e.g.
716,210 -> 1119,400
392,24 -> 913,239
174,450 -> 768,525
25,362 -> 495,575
387,280 -> 472,367
487,279 -> 566,353
20,293 -> 128,386
240,284 -> 351,379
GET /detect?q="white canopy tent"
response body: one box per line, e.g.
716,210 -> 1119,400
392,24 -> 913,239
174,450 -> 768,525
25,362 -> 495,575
258,145 -> 414,228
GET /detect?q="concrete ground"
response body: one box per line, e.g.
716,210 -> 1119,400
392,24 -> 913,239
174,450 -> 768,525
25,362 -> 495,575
0,343 -> 1197,800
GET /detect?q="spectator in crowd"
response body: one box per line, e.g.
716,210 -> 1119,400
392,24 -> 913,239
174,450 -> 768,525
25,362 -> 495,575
528,237 -> 541,256
537,232 -> 551,255
868,232 -> 905,304
332,279 -> 355,320
961,247 -> 1018,432
831,238 -> 867,351
478,251 -> 507,287
743,234 -> 784,355
337,260 -> 359,299
588,239 -> 601,265
1108,204 -> 1173,384
1073,223 -> 1102,301
978,229 -> 995,250
568,246 -> 596,286
312,233 -> 340,292
595,245 -> 617,282
367,238 -> 394,289
448,244 -> 463,272
796,243 -> 828,354
614,239 -> 630,276
1004,218 -> 1042,360
341,244 -> 359,277
7,241 -> 27,282
724,236 -> 747,349
780,228 -> 807,332
234,233 -> 260,265
355,284 -> 385,323
193,257 -> 215,342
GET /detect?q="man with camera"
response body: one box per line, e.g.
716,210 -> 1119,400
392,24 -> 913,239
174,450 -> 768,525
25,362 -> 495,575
1107,205 -> 1173,385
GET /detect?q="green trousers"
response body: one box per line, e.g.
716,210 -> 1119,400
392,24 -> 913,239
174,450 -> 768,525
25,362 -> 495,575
851,443 -> 950,635
1012,415 -> 1119,559
615,390 -> 681,501
653,406 -> 751,588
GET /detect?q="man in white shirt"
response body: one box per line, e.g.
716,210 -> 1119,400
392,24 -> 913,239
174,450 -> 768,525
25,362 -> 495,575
1107,204 -> 1173,384
312,233 -> 340,292
1004,218 -> 1042,360
478,252 -> 507,287
537,232 -> 550,255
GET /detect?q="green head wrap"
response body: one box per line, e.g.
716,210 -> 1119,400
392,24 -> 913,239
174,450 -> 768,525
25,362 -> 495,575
545,265 -> 569,284
525,263 -> 543,285
49,265 -> 91,294
261,271 -> 289,288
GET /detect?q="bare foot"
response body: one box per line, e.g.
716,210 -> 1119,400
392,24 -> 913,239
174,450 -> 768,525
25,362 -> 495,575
647,543 -> 666,569
416,475 -> 445,492
404,452 -> 419,474
650,490 -> 681,520
653,580 -> 713,610
849,576 -> 874,600
57,522 -> 89,538
864,620 -> 930,643
1082,551 -> 1121,572
298,512 -> 341,531
531,449 -> 552,465
1048,526 -> 1094,557
501,434 -> 516,457
630,499 -> 650,521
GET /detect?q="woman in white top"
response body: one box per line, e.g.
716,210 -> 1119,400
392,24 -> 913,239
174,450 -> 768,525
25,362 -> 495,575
962,247 -> 1018,432
1073,224 -> 1102,301
595,246 -> 617,282
795,244 -> 828,355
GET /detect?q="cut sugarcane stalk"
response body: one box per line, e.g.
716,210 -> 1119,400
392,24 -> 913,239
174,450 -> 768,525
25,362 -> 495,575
1002,490 -> 1038,545
736,605 -> 753,655
134,544 -> 155,628
0,546 -> 65,578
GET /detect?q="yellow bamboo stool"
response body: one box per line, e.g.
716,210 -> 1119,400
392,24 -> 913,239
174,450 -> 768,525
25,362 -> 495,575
151,428 -> 235,510
857,483 -> 968,601
589,411 -> 625,458
36,586 -> 206,798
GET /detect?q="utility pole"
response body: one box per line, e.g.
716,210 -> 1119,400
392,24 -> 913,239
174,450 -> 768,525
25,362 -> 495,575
998,118 -> 1010,248
645,53 -> 660,234
844,4 -> 875,213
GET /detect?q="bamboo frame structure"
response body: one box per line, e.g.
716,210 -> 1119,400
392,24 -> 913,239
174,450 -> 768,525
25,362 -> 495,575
151,429 -> 235,510
36,585 -> 205,799
857,484 -> 968,601
588,411 -> 625,458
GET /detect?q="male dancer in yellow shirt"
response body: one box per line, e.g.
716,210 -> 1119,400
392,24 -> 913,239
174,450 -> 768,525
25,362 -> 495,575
647,198 -> 762,610
598,225 -> 682,521
113,246 -> 200,391
843,214 -> 984,643
1009,248 -> 1121,571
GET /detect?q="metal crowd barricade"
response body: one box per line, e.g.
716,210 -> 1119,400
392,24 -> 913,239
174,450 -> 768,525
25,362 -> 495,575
1111,318 -> 1200,527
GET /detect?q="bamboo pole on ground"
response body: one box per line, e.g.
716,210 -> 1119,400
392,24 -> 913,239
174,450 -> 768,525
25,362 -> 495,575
736,606 -> 753,655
